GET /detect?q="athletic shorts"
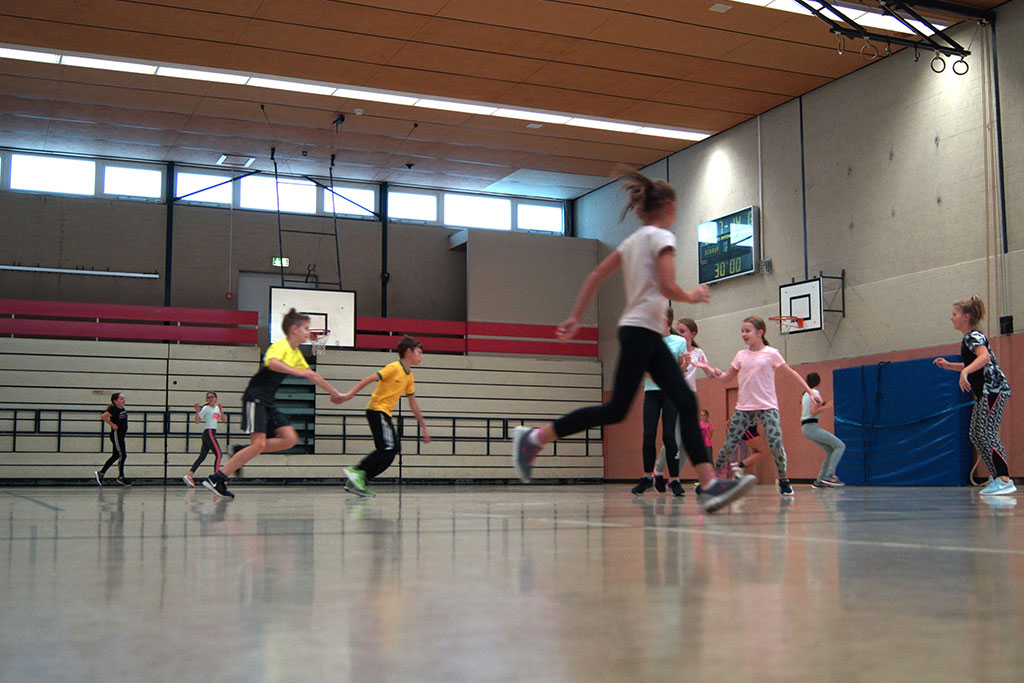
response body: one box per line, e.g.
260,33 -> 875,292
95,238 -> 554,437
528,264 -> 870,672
241,398 -> 290,435
742,424 -> 759,442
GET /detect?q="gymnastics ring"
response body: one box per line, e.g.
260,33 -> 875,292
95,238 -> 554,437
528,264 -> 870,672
861,41 -> 878,61
931,54 -> 946,73
837,35 -> 845,56
952,58 -> 969,75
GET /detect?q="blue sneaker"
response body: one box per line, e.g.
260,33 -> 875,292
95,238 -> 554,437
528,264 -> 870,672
512,426 -> 541,482
700,474 -> 756,513
980,478 -> 1016,496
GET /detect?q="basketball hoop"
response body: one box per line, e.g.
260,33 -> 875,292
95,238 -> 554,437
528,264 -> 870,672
308,329 -> 330,356
768,315 -> 804,335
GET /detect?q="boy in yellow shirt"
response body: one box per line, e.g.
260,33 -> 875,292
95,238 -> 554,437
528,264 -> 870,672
338,335 -> 431,496
202,308 -> 345,498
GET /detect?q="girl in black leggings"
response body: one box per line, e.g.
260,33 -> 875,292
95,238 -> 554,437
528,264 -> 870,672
95,392 -> 131,486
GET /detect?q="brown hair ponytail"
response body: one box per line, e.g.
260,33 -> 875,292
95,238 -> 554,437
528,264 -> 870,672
619,172 -> 676,223
744,316 -> 770,346
953,295 -> 985,326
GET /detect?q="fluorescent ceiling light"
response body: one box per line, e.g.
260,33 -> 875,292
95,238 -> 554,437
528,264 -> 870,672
247,77 -> 336,96
492,108 -> 572,124
637,127 -> 709,141
0,46 -> 60,63
730,0 -> 944,34
333,87 -> 419,106
414,99 -> 497,115
61,55 -> 157,74
765,0 -> 813,16
156,66 -> 249,84
566,118 -> 640,133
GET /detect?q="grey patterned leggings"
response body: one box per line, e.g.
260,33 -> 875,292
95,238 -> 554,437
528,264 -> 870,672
714,409 -> 788,479
970,392 -> 1009,478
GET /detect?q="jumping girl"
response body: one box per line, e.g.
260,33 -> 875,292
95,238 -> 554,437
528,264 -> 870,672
933,295 -> 1014,496
700,316 -> 819,497
183,392 -> 224,487
95,392 -> 131,486
511,171 -> 755,513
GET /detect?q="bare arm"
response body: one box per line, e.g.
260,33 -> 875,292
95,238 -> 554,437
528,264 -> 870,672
557,250 -> 622,341
655,249 -> 710,304
809,394 -> 832,416
933,357 -> 965,371
338,373 -> 379,403
266,358 -> 343,398
783,363 -> 820,402
101,410 -> 117,430
407,395 -> 431,443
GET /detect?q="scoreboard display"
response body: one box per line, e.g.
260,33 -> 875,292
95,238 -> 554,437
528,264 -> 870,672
697,206 -> 758,285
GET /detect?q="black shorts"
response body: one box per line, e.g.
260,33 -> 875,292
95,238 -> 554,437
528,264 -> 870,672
241,398 -> 290,435
742,424 -> 759,441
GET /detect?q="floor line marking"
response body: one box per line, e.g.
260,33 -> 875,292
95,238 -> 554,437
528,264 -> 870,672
1,491 -> 63,511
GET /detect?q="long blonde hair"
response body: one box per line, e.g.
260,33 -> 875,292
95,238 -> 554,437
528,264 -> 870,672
954,295 -> 985,326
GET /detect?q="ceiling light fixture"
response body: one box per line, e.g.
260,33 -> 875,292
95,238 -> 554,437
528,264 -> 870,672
60,55 -> 157,74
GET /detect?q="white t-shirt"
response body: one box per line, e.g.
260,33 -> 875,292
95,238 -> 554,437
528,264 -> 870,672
616,225 -> 676,334
683,346 -> 706,392
801,389 -> 821,422
198,404 -> 221,431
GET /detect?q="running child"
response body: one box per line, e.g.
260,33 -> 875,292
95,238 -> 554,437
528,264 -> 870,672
511,171 -> 755,513
699,409 -> 714,461
336,335 -> 431,497
639,312 -> 688,496
183,392 -> 224,487
801,372 -> 846,488
933,295 -> 1014,496
202,309 -> 345,499
95,392 -> 131,486
699,316 -> 819,497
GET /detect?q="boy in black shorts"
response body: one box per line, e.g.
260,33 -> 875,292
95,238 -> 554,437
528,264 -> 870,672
202,308 -> 345,498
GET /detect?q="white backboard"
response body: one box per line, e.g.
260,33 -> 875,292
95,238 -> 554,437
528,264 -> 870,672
269,287 -> 356,348
779,278 -> 822,333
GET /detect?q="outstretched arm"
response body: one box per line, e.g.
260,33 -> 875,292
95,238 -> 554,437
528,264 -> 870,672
783,363 -> 821,403
557,250 -> 622,341
408,395 -> 431,443
266,358 -> 344,399
337,373 -> 378,403
933,357 -> 965,371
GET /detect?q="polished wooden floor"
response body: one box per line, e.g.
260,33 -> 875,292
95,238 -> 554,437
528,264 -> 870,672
2,483 -> 1023,681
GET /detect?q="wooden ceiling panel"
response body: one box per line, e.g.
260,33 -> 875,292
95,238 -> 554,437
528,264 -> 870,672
583,13 -> 757,61
434,0 -> 614,36
382,43 -> 544,83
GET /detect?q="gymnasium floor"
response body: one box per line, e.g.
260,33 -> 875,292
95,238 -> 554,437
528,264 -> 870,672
2,483 -> 1023,681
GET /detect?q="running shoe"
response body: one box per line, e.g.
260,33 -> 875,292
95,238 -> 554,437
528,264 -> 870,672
116,476 -> 132,487
344,479 -> 376,497
778,480 -> 794,496
94,471 -> 104,487
511,426 -> 541,483
669,480 -> 685,497
344,467 -> 369,495
654,475 -> 666,493
183,474 -> 196,488
700,474 -> 756,513
202,472 -> 234,499
631,477 -> 654,496
980,478 -> 1017,496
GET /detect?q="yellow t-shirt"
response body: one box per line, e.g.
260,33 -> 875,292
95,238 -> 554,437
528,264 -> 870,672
264,337 -> 310,371
367,360 -> 415,416
244,337 -> 310,402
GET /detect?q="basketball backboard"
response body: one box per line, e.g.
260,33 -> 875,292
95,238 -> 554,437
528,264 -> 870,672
269,287 -> 356,349
779,278 -> 822,333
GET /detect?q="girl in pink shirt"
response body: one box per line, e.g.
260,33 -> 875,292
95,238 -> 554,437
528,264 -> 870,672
700,316 -> 817,496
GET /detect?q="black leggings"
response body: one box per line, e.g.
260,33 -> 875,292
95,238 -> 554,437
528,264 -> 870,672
358,410 -> 400,480
643,390 -> 679,476
190,429 -> 223,474
100,430 -> 127,477
554,326 -> 709,468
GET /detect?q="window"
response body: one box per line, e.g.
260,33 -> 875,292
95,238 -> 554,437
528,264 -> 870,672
324,186 -> 375,217
176,172 -> 232,204
240,176 -> 316,214
443,194 -> 511,230
388,191 -> 437,222
103,166 -> 163,198
516,203 -> 563,233
10,154 -> 95,195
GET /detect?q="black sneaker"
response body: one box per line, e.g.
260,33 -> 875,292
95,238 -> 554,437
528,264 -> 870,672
654,476 -> 666,493
669,480 -> 685,497
202,472 -> 235,499
631,477 -> 654,495
94,471 -> 104,487
779,480 -> 795,496
700,474 -> 756,513
116,476 -> 132,487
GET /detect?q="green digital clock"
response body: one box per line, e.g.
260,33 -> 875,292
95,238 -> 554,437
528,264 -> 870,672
697,206 -> 758,285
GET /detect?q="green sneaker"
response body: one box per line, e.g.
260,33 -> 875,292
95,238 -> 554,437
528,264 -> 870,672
344,467 -> 369,494
344,480 -> 376,497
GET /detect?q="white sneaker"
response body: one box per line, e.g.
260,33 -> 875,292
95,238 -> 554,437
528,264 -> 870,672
980,479 -> 1016,495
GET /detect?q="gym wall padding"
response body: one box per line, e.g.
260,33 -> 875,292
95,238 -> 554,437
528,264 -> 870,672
834,357 -> 974,486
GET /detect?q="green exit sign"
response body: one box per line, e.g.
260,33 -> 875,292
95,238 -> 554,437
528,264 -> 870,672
272,257 -> 290,267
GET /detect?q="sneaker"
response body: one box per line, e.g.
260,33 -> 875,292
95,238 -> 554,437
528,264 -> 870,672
202,472 -> 234,499
344,479 -> 376,497
694,482 -> 703,496
821,477 -> 845,487
344,467 -> 369,495
116,476 -> 132,487
94,471 -> 104,487
669,480 -> 685,497
631,477 -> 654,495
182,474 -> 196,488
511,426 -> 541,483
778,480 -> 794,496
730,461 -> 746,478
980,478 -> 1017,496
654,475 -> 666,493
700,474 -> 756,513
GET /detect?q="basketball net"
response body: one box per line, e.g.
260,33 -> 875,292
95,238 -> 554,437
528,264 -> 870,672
309,329 -> 330,356
768,316 -> 802,359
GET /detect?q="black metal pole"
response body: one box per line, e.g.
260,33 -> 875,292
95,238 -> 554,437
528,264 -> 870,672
164,161 -> 175,306
990,22 -> 1008,254
380,182 -> 389,317
799,97 -> 808,280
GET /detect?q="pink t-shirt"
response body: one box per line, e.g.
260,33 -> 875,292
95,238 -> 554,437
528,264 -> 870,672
699,420 -> 713,447
731,346 -> 786,410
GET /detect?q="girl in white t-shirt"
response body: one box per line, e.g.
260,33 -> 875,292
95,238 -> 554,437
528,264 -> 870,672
700,316 -> 818,496
511,172 -> 756,514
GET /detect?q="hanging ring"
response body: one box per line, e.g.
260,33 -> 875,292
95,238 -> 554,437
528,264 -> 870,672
914,47 -> 920,62
837,34 -> 845,56
952,58 -> 969,75
861,40 -> 878,61
931,53 -> 946,73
